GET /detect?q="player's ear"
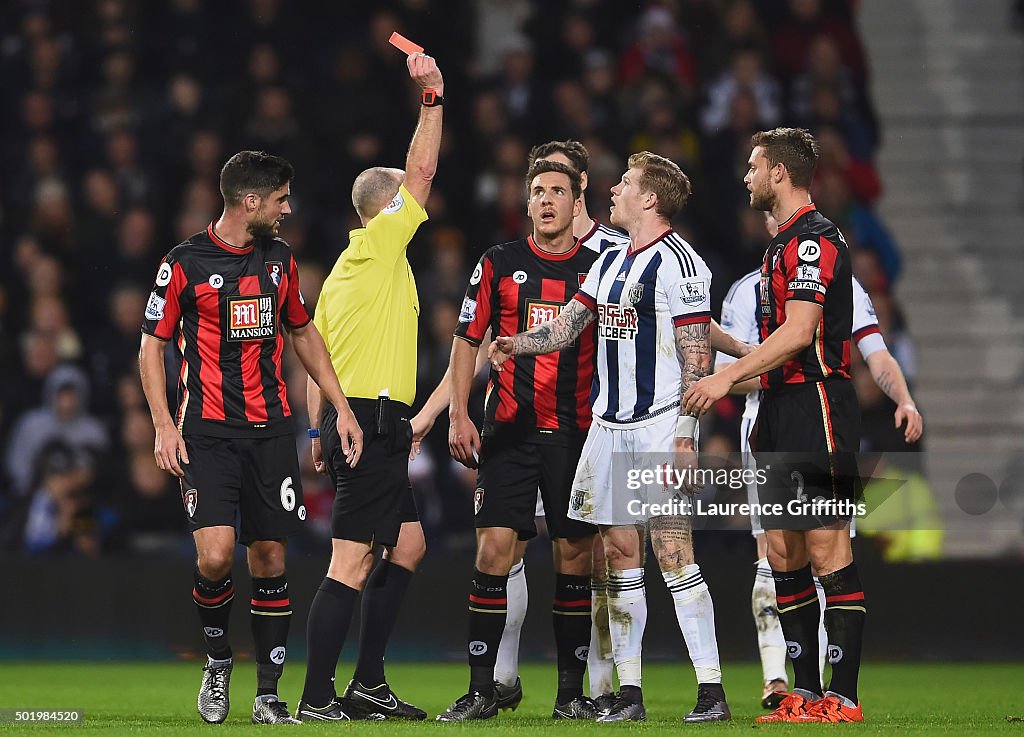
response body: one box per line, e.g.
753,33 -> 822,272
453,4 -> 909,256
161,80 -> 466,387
572,196 -> 583,218
644,191 -> 657,212
244,192 -> 260,212
580,170 -> 589,192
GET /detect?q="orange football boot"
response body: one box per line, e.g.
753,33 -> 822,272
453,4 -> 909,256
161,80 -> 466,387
754,692 -> 817,723
795,694 -> 864,723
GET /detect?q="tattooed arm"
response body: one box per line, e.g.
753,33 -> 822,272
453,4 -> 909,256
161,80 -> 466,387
865,348 -> 923,443
674,320 -> 712,492
488,298 -> 595,369
677,321 -> 713,396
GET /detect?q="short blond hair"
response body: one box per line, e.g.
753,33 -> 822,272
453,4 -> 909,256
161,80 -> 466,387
627,151 -> 691,219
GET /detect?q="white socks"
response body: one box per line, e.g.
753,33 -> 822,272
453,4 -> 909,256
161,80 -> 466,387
494,559 -> 527,687
752,558 -> 787,683
662,564 -> 722,684
607,568 -> 646,688
588,576 -> 615,697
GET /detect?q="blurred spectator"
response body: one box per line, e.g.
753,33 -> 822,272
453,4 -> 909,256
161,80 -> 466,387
619,6 -> 698,94
700,47 -> 782,134
813,125 -> 880,204
770,0 -> 867,83
0,440 -> 98,556
5,365 -> 109,496
814,170 -> 901,285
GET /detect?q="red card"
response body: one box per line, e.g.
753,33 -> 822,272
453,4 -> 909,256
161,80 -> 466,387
388,32 -> 424,55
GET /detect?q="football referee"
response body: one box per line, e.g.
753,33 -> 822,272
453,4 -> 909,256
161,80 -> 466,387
297,52 -> 445,722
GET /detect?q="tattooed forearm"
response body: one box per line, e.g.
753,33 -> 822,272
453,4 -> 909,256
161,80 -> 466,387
676,322 -> 712,397
510,299 -> 595,356
876,369 -> 895,398
650,513 -> 695,569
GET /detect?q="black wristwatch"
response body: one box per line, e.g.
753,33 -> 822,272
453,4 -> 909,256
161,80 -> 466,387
421,88 -> 444,107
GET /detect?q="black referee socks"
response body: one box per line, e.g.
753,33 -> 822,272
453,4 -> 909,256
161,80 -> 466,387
467,569 -> 509,697
302,577 -> 359,707
772,564 -> 822,696
553,573 -> 592,703
251,574 -> 291,697
819,563 -> 866,704
354,561 -> 414,688
193,568 -> 234,660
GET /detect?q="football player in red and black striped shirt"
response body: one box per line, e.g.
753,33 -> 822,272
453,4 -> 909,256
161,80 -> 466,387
139,151 -> 361,725
685,128 -> 866,724
434,159 -> 600,721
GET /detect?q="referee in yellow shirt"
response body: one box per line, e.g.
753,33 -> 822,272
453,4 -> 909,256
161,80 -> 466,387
297,52 -> 444,722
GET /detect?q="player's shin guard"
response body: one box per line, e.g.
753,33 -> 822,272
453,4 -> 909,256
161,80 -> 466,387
354,561 -> 413,688
251,575 -> 291,696
302,577 -> 358,707
468,570 -> 508,697
193,568 -> 234,660
772,565 -> 821,696
662,564 -> 722,684
752,558 -> 787,683
819,563 -> 866,704
553,573 -> 591,703
606,568 -> 646,689
494,560 -> 527,688
588,575 -> 615,697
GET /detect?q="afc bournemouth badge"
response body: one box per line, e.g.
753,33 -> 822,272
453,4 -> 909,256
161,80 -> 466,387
474,488 -> 485,515
182,488 -> 198,518
266,261 -> 283,287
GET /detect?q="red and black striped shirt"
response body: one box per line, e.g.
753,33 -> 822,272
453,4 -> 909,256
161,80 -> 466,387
759,204 -> 853,390
142,223 -> 311,438
454,236 -> 599,444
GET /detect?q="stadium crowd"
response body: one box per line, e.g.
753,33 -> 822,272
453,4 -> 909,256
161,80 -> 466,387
0,0 -> 918,556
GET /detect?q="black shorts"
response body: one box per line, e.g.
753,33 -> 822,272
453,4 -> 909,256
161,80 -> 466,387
322,398 -> 418,547
475,435 -> 596,541
754,380 -> 862,530
180,434 -> 305,545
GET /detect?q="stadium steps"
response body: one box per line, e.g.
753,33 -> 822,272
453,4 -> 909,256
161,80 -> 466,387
859,0 -> 1024,557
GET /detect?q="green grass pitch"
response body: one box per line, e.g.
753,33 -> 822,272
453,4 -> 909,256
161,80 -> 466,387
1,661 -> 1022,735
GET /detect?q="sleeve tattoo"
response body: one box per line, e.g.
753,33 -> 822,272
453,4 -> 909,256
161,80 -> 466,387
676,321 -> 712,397
510,299 -> 595,356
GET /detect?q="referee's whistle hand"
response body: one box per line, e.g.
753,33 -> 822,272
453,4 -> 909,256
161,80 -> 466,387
488,336 -> 514,371
683,374 -> 731,416
154,422 -> 188,477
336,409 -> 364,468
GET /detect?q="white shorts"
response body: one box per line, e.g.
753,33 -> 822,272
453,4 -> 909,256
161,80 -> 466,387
568,411 -> 687,526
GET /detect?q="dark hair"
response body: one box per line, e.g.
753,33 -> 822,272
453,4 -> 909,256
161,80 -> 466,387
219,151 -> 294,206
627,151 -> 691,218
524,159 -> 583,201
749,128 -> 820,189
527,140 -> 589,174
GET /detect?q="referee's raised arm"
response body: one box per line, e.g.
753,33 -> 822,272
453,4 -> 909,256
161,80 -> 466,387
402,52 -> 444,209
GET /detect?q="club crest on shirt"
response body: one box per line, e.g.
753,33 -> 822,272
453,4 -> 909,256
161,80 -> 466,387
627,282 -> 644,305
182,488 -> 198,518
227,293 -> 277,341
265,261 -> 283,287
